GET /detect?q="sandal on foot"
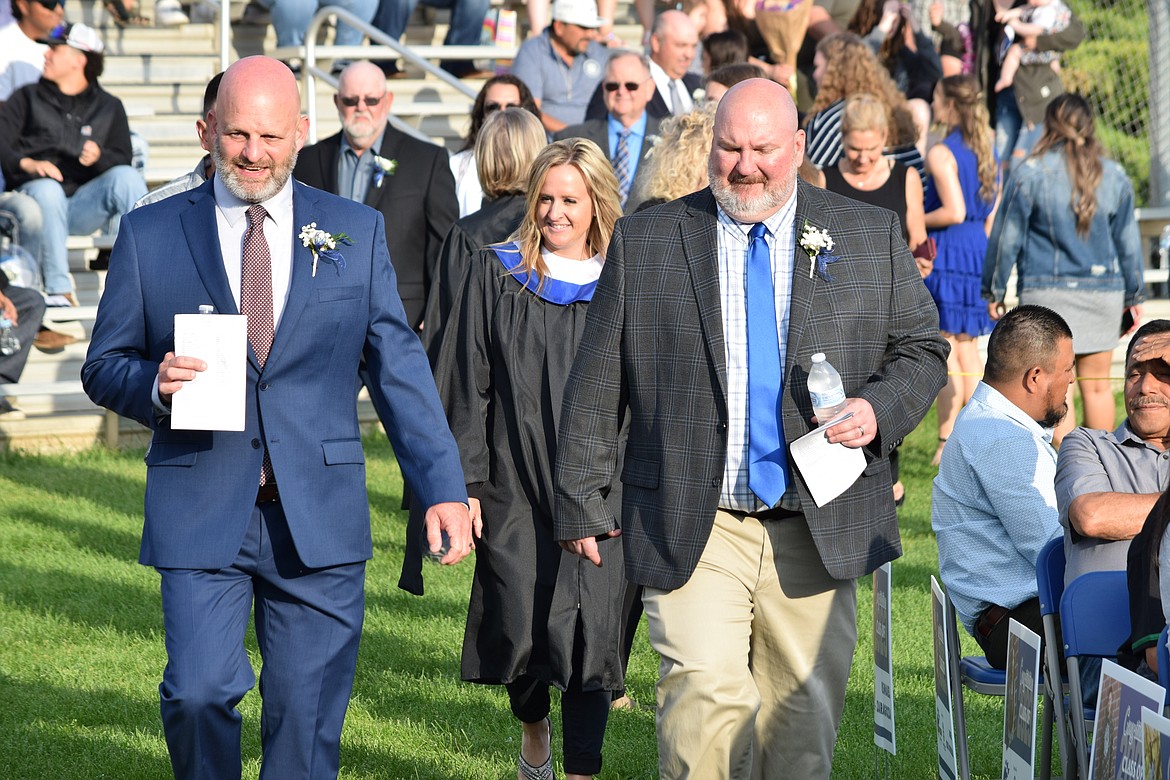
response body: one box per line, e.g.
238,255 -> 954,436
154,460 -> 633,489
105,0 -> 151,27
519,718 -> 554,780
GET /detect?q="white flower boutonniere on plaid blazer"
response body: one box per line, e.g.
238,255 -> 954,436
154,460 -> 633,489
299,223 -> 352,277
372,155 -> 397,188
799,221 -> 840,281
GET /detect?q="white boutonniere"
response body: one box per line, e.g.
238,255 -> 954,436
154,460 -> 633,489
299,222 -> 352,277
372,155 -> 397,188
692,87 -> 706,103
798,221 -> 840,281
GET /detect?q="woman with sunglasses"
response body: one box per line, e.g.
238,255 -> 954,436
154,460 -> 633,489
438,138 -> 625,780
451,75 -> 542,217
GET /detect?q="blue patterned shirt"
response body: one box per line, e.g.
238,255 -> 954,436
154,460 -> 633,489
932,381 -> 1063,633
716,193 -> 798,512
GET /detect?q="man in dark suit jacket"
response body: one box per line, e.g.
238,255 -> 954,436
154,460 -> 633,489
555,79 -> 948,778
294,60 -> 458,329
584,9 -> 702,122
556,51 -> 661,213
82,56 -> 471,780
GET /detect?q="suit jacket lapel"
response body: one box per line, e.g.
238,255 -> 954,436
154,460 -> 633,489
179,181 -> 237,318
786,181 -> 819,376
682,191 -> 727,405
267,182 -> 318,368
364,126 -> 402,208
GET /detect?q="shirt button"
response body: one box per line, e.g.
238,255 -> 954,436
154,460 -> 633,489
251,438 -> 261,449
259,382 -> 269,391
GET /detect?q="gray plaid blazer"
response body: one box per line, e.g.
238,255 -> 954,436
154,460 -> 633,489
553,181 -> 948,589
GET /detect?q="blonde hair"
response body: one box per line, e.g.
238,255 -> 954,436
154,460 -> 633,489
475,107 -> 547,199
633,104 -> 717,206
509,138 -> 622,288
810,33 -> 918,147
937,75 -> 997,202
1031,93 -> 1104,237
840,93 -> 888,137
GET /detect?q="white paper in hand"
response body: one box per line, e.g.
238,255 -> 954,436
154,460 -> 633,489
171,313 -> 247,431
789,412 -> 867,507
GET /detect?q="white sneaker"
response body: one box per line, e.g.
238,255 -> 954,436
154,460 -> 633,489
155,0 -> 189,25
43,294 -> 76,307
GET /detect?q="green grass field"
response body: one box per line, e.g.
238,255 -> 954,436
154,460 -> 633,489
0,406 -> 1066,779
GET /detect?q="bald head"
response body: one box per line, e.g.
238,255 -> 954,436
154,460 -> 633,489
335,60 -> 392,151
210,56 -> 308,203
650,10 -> 698,80
708,78 -> 804,222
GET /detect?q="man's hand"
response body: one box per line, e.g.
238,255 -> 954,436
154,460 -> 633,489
425,500 -> 472,565
157,351 -> 207,404
1130,330 -> 1170,365
988,300 -> 1006,321
0,291 -> 17,325
815,397 -> 878,448
560,529 -> 622,567
468,496 -> 483,540
79,140 -> 102,167
19,157 -> 62,182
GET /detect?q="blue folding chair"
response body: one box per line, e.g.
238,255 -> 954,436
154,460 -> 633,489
1060,571 -> 1132,780
944,591 -> 1055,780
1036,536 -> 1072,780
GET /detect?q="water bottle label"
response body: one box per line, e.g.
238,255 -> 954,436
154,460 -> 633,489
810,387 -> 845,408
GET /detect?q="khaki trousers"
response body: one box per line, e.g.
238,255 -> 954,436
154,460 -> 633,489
642,509 -> 857,780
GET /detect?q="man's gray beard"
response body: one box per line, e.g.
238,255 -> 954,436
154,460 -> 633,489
707,160 -> 797,221
213,139 -> 298,204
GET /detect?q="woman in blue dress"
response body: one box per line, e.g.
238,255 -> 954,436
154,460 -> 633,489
438,138 -> 625,780
923,74 -> 1000,465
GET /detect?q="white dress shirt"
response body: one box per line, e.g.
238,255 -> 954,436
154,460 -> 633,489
649,60 -> 693,114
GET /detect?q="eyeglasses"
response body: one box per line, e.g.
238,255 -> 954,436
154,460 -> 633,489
603,81 -> 645,93
338,94 -> 384,108
485,101 -> 522,113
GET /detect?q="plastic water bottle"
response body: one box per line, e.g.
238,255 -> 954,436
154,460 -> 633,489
808,353 -> 847,421
0,315 -> 19,356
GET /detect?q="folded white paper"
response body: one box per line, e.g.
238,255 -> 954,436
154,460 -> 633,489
789,412 -> 867,507
171,313 -> 247,431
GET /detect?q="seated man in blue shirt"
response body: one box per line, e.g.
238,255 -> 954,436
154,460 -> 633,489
933,304 -> 1075,668
554,50 -> 659,213
510,0 -> 611,134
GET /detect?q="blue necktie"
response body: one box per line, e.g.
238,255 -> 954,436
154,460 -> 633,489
613,128 -> 631,207
746,222 -> 789,507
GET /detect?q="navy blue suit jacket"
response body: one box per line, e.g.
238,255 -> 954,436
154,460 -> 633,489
82,179 -> 467,570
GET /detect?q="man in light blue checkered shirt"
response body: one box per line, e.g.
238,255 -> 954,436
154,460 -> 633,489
933,304 -> 1074,668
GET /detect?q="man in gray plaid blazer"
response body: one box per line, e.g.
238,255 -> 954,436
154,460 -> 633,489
554,79 -> 948,778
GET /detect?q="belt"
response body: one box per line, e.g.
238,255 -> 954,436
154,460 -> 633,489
974,603 -> 1010,640
256,483 -> 280,504
744,506 -> 801,522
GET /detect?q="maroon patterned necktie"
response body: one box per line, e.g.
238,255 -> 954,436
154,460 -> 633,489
240,203 -> 275,484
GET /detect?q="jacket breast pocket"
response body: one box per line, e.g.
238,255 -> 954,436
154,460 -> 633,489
621,456 -> 659,489
322,439 -> 365,465
317,286 -> 364,303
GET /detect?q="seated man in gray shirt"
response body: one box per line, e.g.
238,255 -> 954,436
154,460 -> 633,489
1055,317 -> 1170,700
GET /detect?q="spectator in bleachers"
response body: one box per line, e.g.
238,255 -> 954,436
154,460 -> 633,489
933,304 -> 1072,669
134,73 -> 222,210
449,75 -> 541,218
0,0 -> 62,102
0,261 -> 46,419
700,27 -> 748,73
557,51 -> 658,213
294,60 -> 457,330
0,23 -> 146,307
849,0 -> 941,103
529,0 -> 620,46
372,0 -> 490,79
511,0 -> 611,134
984,93 -> 1144,445
803,32 -> 925,181
248,0 -> 376,66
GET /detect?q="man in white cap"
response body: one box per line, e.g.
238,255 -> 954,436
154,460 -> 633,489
511,0 -> 611,133
0,22 -> 145,306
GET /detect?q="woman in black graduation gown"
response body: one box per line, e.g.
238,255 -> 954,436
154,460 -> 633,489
438,138 -> 625,780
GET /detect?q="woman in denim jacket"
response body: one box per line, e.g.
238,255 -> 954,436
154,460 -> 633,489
983,93 -> 1144,444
